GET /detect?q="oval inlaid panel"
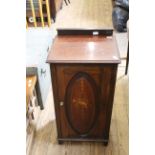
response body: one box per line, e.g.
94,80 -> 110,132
65,72 -> 98,135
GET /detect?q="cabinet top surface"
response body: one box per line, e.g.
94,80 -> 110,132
47,35 -> 121,64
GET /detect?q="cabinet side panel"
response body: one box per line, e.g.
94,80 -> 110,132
50,64 -> 62,138
103,64 -> 118,140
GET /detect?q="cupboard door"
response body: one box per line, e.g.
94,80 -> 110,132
56,64 -> 106,138
65,72 -> 99,136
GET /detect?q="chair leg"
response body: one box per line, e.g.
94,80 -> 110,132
64,0 -> 68,5
125,42 -> 129,75
64,0 -> 70,5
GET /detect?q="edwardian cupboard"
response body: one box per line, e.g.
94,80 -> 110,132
47,35 -> 120,145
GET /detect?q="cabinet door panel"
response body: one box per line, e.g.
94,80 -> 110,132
56,64 -> 103,138
65,72 -> 99,136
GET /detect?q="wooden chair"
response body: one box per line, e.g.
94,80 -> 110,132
64,0 -> 70,5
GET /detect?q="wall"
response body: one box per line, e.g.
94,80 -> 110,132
26,27 -> 57,106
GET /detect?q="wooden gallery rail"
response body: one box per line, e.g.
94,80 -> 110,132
26,0 -> 51,28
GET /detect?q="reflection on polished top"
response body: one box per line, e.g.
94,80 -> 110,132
47,35 -> 121,64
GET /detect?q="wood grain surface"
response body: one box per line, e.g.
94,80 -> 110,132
50,64 -> 118,142
47,35 -> 120,64
55,0 -> 113,29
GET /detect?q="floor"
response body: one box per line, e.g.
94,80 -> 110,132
55,0 -> 113,29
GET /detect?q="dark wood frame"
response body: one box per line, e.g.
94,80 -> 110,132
50,63 -> 118,146
57,29 -> 113,36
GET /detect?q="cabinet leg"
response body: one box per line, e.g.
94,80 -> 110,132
103,133 -> 109,146
103,141 -> 108,146
58,140 -> 64,144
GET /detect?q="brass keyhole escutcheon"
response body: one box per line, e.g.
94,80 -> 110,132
60,101 -> 64,106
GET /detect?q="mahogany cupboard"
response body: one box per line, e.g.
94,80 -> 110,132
47,35 -> 120,145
